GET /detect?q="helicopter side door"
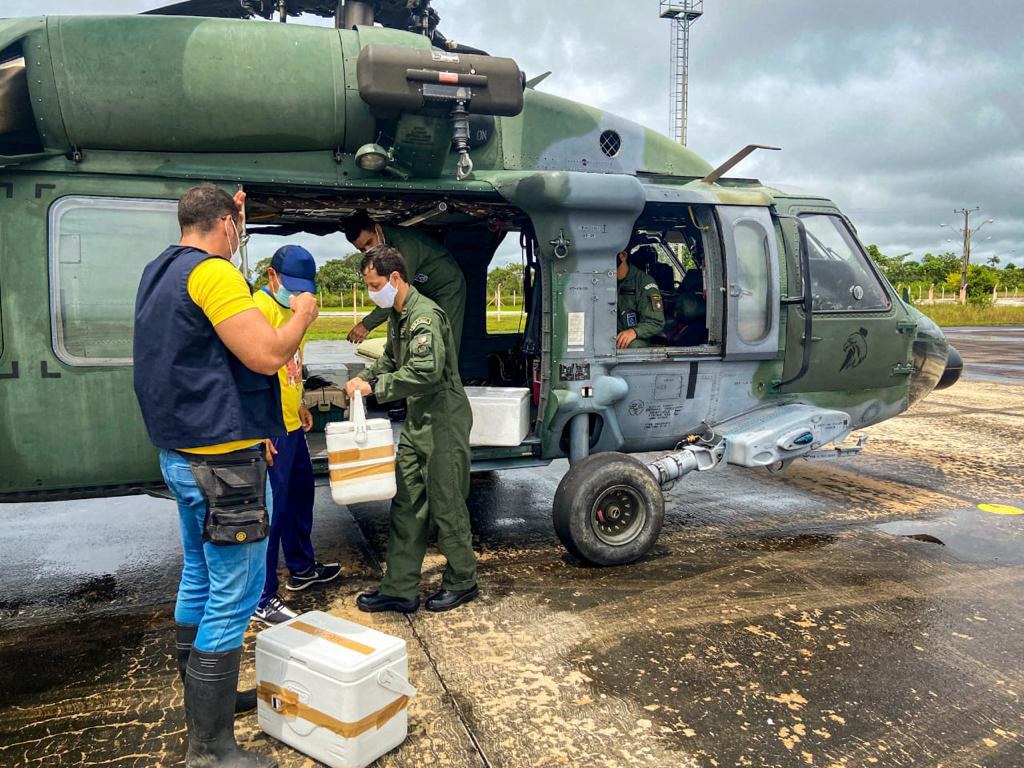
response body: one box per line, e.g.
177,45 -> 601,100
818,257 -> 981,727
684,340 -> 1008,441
777,202 -> 913,394
717,205 -> 781,361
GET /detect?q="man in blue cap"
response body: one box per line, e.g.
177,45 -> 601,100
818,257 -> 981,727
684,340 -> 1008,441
252,245 -> 341,624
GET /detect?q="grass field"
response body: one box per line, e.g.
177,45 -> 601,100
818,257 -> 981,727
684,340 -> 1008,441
307,304 -> 1024,341
916,303 -> 1024,327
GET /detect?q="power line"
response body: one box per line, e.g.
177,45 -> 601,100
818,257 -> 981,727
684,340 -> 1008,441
940,208 -> 995,305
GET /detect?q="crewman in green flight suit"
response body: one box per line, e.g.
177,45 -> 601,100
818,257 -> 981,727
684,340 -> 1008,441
616,248 -> 666,349
343,210 -> 466,353
343,244 -> 479,614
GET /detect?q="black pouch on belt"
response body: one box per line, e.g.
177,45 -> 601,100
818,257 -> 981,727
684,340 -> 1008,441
185,447 -> 269,545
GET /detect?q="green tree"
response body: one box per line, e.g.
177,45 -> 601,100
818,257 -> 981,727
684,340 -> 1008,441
918,251 -> 961,285
945,264 -> 997,305
340,251 -> 364,272
250,257 -> 272,289
998,263 -> 1023,289
317,258 -> 361,296
866,245 -> 920,285
486,264 -> 524,305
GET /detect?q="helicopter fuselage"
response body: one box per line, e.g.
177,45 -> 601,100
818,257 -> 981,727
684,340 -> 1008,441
0,15 -> 955,506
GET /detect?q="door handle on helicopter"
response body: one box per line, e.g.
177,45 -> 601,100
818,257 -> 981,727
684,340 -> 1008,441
728,283 -> 753,297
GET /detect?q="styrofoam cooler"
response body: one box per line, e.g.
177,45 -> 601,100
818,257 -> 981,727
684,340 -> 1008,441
326,392 -> 396,505
464,386 -> 531,447
256,611 -> 416,768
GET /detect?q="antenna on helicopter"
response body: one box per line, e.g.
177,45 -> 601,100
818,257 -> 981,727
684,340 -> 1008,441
701,144 -> 780,184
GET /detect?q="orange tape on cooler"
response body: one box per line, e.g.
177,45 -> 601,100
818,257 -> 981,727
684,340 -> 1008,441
329,461 -> 395,484
258,681 -> 409,738
289,620 -> 375,655
328,445 -> 395,465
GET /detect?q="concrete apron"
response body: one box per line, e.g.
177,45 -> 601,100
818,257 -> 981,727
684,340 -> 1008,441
1,377 -> 1022,767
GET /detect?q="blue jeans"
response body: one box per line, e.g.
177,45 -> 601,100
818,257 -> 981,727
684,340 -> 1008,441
160,449 -> 271,653
260,429 -> 316,608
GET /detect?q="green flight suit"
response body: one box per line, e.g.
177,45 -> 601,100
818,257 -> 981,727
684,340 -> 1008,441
362,287 -> 476,599
617,264 -> 666,348
361,225 -> 467,352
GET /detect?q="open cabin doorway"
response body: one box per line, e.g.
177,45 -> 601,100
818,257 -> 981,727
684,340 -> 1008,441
243,186 -> 547,470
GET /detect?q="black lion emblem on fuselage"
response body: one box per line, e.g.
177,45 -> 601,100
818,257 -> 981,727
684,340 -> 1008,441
840,327 -> 869,371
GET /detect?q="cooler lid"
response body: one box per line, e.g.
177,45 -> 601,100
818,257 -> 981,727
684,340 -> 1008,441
256,611 -> 406,682
325,418 -> 392,435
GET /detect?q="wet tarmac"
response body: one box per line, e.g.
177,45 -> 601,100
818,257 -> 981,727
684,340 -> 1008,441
943,325 -> 1024,384
1,328 -> 1023,767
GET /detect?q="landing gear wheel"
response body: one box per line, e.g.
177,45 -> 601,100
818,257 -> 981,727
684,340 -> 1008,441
553,452 -> 665,566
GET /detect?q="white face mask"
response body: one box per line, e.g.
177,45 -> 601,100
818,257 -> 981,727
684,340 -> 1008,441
368,278 -> 398,309
227,218 -> 243,270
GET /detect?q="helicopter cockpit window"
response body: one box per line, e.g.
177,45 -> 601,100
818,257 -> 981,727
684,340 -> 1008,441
49,196 -> 180,366
799,213 -> 890,312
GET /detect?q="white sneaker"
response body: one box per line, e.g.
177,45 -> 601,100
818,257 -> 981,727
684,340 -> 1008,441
253,594 -> 298,626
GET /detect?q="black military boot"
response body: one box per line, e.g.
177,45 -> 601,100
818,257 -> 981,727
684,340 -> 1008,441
183,646 -> 276,768
175,624 -> 256,714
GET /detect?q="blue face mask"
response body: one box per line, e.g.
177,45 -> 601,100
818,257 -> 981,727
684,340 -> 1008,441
274,285 -> 293,308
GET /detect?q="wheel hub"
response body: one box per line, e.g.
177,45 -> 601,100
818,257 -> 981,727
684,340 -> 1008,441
591,485 -> 646,546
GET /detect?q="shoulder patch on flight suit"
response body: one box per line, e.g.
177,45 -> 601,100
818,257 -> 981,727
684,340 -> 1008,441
413,273 -> 429,284
412,333 -> 433,356
411,316 -> 432,329
651,294 -> 663,312
643,282 -> 658,291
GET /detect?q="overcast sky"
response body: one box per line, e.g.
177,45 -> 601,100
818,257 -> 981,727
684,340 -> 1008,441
7,0 -> 1023,268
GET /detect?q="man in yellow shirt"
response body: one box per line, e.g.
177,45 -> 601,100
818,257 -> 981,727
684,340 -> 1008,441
134,183 -> 317,768
252,246 -> 341,625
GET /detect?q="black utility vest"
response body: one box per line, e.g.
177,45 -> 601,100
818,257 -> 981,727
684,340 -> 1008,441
133,245 -> 285,450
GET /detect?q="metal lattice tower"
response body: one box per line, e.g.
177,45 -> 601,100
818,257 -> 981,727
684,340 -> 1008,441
660,1 -> 704,145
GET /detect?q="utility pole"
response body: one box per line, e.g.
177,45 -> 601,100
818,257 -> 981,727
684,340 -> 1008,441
941,208 -> 994,305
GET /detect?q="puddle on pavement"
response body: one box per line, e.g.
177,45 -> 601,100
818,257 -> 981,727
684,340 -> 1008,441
877,506 -> 1023,565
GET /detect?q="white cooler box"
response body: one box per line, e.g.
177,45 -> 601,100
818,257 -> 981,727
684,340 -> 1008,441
256,611 -> 416,768
325,392 -> 397,506
464,386 -> 531,447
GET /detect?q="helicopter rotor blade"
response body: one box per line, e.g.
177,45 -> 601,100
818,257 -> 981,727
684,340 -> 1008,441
142,1 -> 461,55
142,0 -> 257,19
143,0 -> 441,30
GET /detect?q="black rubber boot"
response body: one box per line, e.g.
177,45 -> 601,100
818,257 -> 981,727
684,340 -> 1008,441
175,624 -> 256,714
184,646 -> 277,768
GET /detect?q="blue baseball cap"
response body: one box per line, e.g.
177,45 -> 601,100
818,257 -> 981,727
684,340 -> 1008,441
270,245 -> 317,294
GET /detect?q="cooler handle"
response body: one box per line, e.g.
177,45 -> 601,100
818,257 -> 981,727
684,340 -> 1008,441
377,668 -> 417,698
351,390 -> 368,444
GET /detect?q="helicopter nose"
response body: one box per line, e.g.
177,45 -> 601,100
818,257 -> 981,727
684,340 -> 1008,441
908,314 -> 953,406
935,345 -> 963,390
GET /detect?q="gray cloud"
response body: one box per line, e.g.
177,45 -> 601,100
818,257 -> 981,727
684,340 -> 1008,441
10,0 -> 1023,267
437,0 -> 1024,266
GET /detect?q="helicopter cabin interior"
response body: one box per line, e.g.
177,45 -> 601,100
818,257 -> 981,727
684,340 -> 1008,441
240,189 -> 729,463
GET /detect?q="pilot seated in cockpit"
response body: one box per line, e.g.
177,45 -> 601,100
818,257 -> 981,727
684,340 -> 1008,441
615,246 -> 665,349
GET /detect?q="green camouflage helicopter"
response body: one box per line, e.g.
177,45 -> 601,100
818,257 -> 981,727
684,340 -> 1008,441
0,0 -> 961,564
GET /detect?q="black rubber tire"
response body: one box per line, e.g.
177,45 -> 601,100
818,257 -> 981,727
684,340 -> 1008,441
553,452 -> 665,566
